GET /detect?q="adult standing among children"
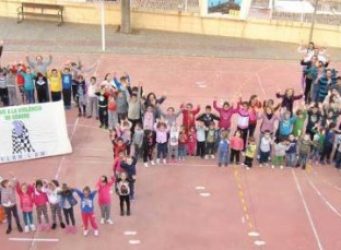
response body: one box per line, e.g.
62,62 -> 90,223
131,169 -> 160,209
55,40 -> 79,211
26,54 -> 52,76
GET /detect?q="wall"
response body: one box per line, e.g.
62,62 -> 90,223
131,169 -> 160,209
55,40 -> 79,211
1,0 -> 341,47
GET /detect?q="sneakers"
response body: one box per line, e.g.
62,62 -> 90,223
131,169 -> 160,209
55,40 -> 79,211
127,211 -> 131,216
83,230 -> 89,236
204,155 -> 209,160
280,165 -> 284,170
24,225 -> 30,233
246,167 -> 251,171
151,160 -> 155,166
51,223 -> 57,230
60,222 -> 66,229
211,154 -> 215,159
106,219 -> 113,225
6,227 -> 12,234
120,210 -> 124,216
100,218 -> 105,224
271,165 -> 275,169
163,159 -> 167,164
144,163 -> 149,168
94,230 -> 99,236
218,163 -> 222,167
259,164 -> 263,168
30,224 -> 36,232
17,226 -> 23,233
156,158 -> 160,164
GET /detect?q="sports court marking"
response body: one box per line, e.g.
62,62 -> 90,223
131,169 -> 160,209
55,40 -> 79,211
292,170 -> 324,250
128,239 -> 141,245
9,238 -> 59,242
195,186 -> 206,190
254,240 -> 266,246
312,170 -> 341,192
305,173 -> 341,218
55,118 -> 79,179
199,192 -> 211,197
124,231 -> 137,236
255,72 -> 267,97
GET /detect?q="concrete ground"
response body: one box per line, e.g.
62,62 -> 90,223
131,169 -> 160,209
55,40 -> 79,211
1,17 -> 341,61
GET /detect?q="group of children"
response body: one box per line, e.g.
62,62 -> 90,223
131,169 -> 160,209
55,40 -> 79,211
0,154 -> 136,236
1,41 -> 341,235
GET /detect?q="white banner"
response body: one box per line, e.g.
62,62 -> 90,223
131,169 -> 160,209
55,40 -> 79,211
0,101 -> 72,163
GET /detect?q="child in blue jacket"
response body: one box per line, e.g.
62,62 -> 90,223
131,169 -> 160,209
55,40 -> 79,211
74,187 -> 98,237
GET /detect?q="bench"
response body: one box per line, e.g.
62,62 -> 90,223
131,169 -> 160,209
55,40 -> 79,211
17,2 -> 64,26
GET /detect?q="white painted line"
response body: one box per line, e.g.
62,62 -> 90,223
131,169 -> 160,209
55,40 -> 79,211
9,238 -> 59,242
241,216 -> 245,224
199,192 -> 211,197
195,81 -> 205,85
55,118 -> 79,180
255,72 -> 267,97
292,170 -> 324,250
128,239 -> 141,245
195,186 -> 206,190
198,85 -> 207,88
124,231 -> 137,236
305,173 -> 341,218
248,231 -> 260,237
254,240 -> 266,246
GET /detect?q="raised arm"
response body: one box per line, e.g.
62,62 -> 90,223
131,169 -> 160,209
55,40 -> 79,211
213,100 -> 221,112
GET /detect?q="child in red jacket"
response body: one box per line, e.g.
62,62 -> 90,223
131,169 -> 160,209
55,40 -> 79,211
180,103 -> 200,133
33,180 -> 50,231
16,182 -> 35,232
187,126 -> 197,156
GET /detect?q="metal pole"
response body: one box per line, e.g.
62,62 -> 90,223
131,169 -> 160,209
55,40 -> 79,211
309,0 -> 319,43
184,0 -> 188,12
101,0 -> 106,51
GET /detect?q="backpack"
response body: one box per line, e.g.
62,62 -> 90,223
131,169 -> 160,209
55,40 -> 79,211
119,182 -> 129,195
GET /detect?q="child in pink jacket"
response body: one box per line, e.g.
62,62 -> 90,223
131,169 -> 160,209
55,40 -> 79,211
236,101 -> 250,150
97,176 -> 115,225
33,179 -> 50,231
16,182 -> 35,232
213,100 -> 237,130
230,130 -> 244,164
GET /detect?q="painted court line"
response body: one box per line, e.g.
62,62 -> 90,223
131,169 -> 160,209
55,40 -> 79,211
292,170 -> 324,250
128,239 -> 141,245
9,238 -> 59,242
199,192 -> 211,197
55,117 -> 79,180
305,173 -> 341,218
124,231 -> 137,236
313,170 -> 341,192
195,186 -> 206,190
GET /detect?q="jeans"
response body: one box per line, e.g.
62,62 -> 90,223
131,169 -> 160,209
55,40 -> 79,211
51,91 -> 61,102
196,141 -> 206,158
286,153 -> 296,167
178,144 -> 187,158
218,151 -> 229,166
87,96 -> 98,117
230,149 -> 241,164
119,195 -> 130,214
63,88 -> 72,108
336,151 -> 341,168
25,89 -> 35,104
5,205 -> 22,230
259,150 -> 270,164
108,110 -> 118,130
298,153 -> 308,169
23,211 -> 33,226
168,145 -> 178,159
63,208 -> 75,226
157,142 -> 167,159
